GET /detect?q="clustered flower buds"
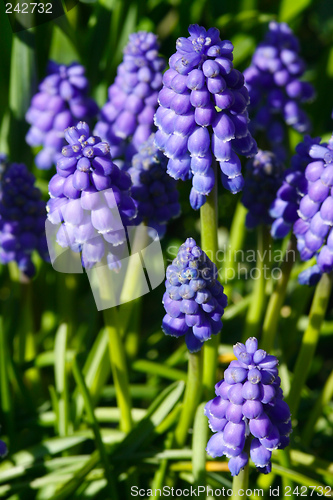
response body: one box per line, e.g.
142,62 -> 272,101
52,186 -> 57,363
244,21 -> 314,160
47,122 -> 137,269
269,136 -> 319,240
128,135 -> 180,237
0,162 -> 49,277
162,237 -> 227,352
95,32 -> 165,166
205,337 -> 292,476
269,134 -> 333,285
154,24 -> 257,210
242,150 -> 284,228
26,61 -> 98,170
292,134 -> 333,285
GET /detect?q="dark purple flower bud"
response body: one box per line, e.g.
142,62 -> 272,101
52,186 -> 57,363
228,452 -> 248,477
250,438 -> 272,467
224,367 -> 248,385
225,402 -> 244,423
223,420 -> 246,449
206,432 -> 226,458
245,336 -> 258,353
228,383 -> 244,405
260,425 -> 280,450
249,414 -> 272,438
242,400 -> 263,419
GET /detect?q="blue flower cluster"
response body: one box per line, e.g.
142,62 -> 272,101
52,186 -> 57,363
0,162 -> 49,277
162,237 -> 227,352
26,61 -> 98,170
244,22 -> 314,160
205,337 -> 292,476
47,122 -> 137,270
269,134 -> 333,285
242,150 -> 284,229
292,135 -> 333,285
95,32 -> 165,166
128,135 -> 180,238
154,24 -> 257,210
269,136 -> 318,239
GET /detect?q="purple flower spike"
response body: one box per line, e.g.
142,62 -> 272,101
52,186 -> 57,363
26,62 -> 98,170
162,238 -> 227,352
95,32 -> 165,167
269,135 -> 321,242
244,21 -> 314,160
206,337 -> 291,476
46,122 -> 137,270
270,131 -> 333,283
242,150 -> 284,229
155,24 -> 257,210
0,160 -> 49,277
128,135 -> 180,238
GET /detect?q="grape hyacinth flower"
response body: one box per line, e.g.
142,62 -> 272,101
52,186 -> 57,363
244,22 -> 314,160
47,122 -> 137,270
128,135 -> 181,237
95,32 -> 165,166
0,437 -> 7,459
26,61 -> 98,170
154,24 -> 257,210
205,337 -> 292,476
242,150 -> 284,228
291,134 -> 333,285
0,162 -> 49,277
269,135 -> 319,240
162,238 -> 227,352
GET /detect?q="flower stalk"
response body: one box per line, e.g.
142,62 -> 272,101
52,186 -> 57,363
201,161 -> 219,399
103,306 -> 133,433
287,272 -> 333,417
261,235 -> 297,352
174,350 -> 203,447
231,439 -> 250,500
243,225 -> 270,341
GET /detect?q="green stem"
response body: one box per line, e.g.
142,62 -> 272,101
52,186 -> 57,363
287,272 -> 333,417
261,235 -> 297,352
174,351 -> 203,447
242,225 -> 270,342
232,439 -> 250,500
200,161 -> 219,399
302,367 -> 333,446
103,307 -> 133,433
223,200 -> 248,289
118,224 -> 149,338
192,402 -> 208,498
